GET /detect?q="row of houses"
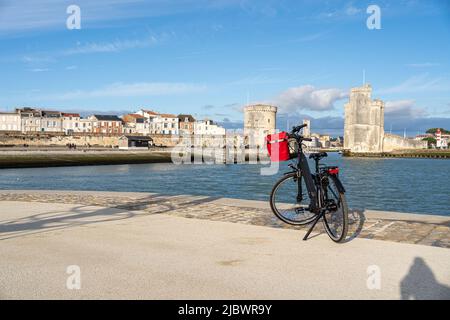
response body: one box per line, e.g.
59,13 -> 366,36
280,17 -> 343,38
0,108 -> 226,136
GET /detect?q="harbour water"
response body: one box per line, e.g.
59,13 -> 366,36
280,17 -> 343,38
0,153 -> 449,216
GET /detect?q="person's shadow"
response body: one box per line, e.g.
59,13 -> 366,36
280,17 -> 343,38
400,257 -> 450,300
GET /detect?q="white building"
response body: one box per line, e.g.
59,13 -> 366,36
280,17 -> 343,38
436,129 -> 449,149
41,111 -> 63,133
159,114 -> 179,135
304,134 -> 320,148
122,114 -> 151,135
0,112 -> 21,131
136,109 -> 179,135
17,108 -> 41,133
62,113 -> 81,134
16,108 -> 64,133
194,119 -> 226,135
79,118 -> 93,133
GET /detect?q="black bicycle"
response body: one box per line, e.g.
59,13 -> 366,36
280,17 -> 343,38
268,124 -> 349,243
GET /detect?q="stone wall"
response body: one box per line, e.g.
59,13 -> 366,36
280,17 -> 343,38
0,133 -> 120,147
0,133 -> 229,148
383,133 -> 427,152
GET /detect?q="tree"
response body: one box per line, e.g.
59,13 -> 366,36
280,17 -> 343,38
426,128 -> 450,134
422,137 -> 436,148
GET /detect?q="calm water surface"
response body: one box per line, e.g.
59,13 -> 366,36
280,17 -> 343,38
0,153 -> 449,215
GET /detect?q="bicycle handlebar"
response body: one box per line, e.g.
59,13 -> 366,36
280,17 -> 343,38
291,123 -> 307,134
289,124 -> 311,142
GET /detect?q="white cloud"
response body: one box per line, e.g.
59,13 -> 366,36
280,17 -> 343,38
39,82 -> 207,100
317,3 -> 363,20
274,85 -> 347,112
16,33 -> 169,71
385,100 -> 428,119
345,5 -> 362,16
30,68 -> 49,72
0,0 -> 242,33
379,74 -> 450,94
63,37 -> 159,55
406,62 -> 440,68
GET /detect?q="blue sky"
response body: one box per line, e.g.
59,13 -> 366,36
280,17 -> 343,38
0,0 -> 449,135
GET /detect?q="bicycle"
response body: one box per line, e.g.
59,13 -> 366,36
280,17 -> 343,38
267,124 -> 349,243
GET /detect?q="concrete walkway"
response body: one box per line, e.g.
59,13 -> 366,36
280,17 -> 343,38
1,190 -> 450,247
1,199 -> 450,299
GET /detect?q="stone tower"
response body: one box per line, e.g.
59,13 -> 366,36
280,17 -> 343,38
244,104 -> 277,147
344,84 -> 384,153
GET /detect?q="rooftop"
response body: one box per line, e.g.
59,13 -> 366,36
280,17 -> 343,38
140,109 -> 159,115
160,113 -> 177,118
119,135 -> 153,141
177,114 -> 196,122
92,115 -> 123,121
62,113 -> 80,117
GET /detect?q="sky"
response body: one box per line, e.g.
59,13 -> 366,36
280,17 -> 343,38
0,0 -> 449,136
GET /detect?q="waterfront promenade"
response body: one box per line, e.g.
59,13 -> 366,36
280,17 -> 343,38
1,190 -> 450,299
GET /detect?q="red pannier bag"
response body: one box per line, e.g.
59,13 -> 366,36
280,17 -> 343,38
266,132 -> 291,162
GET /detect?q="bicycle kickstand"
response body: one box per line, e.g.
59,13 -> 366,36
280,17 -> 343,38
303,210 -> 325,241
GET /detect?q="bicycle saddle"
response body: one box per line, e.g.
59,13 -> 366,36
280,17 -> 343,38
309,152 -> 328,160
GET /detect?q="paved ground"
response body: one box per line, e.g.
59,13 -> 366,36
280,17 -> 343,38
1,191 -> 450,299
1,190 -> 450,247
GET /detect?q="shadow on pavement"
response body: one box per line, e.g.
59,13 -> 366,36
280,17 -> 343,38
343,209 -> 366,243
0,194 -> 221,240
400,257 -> 450,300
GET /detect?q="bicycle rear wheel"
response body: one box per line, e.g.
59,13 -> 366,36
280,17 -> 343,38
322,175 -> 349,242
270,172 -> 317,225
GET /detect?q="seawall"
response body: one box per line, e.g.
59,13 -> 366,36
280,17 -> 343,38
0,150 -> 173,169
343,150 -> 450,159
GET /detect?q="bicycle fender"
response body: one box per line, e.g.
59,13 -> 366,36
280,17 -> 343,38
331,176 -> 346,193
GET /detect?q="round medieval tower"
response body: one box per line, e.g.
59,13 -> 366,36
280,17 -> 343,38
244,104 -> 277,148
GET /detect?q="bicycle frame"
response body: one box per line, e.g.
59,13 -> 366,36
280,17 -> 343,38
284,141 -> 321,213
297,151 -> 320,212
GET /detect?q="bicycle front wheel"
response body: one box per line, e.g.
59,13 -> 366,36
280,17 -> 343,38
322,175 -> 349,243
270,172 -> 317,225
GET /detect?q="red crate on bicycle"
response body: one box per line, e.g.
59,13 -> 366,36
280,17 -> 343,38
266,132 -> 291,162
